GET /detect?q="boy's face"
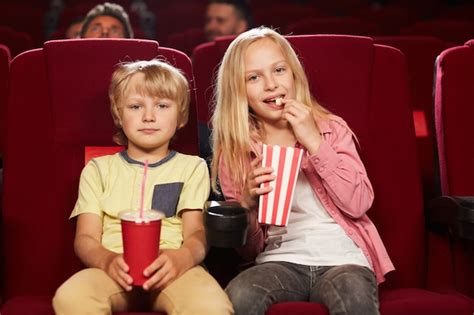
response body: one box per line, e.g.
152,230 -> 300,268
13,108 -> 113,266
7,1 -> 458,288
118,73 -> 181,156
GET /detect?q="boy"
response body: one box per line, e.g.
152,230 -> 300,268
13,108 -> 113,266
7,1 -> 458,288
53,60 -> 233,315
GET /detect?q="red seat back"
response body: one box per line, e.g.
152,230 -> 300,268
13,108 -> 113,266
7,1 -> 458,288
374,36 -> 450,199
0,44 -> 10,156
434,42 -> 474,196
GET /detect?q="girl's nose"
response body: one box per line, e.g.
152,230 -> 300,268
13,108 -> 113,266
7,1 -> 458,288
264,75 -> 278,90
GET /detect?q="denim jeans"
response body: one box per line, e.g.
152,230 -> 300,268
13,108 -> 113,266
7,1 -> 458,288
225,262 -> 379,315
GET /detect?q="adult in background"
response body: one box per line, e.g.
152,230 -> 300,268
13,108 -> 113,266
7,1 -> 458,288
204,0 -> 251,41
80,2 -> 134,38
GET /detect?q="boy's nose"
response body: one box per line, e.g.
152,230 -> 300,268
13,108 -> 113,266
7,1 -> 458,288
143,108 -> 155,121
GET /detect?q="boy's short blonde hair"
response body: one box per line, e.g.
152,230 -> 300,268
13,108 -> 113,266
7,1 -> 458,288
108,59 -> 190,145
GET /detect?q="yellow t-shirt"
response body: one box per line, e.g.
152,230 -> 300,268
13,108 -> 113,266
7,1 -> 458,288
71,150 -> 210,253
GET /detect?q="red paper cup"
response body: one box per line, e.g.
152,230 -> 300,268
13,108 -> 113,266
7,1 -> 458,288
258,144 -> 304,226
120,210 -> 163,286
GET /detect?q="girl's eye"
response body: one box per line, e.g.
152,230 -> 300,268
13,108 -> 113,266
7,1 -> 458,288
247,74 -> 258,81
275,67 -> 286,73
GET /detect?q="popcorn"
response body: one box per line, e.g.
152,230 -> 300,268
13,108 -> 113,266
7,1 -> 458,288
258,144 -> 304,226
275,97 -> 283,106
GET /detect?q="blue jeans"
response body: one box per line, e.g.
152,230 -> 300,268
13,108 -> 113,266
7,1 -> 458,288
225,262 -> 379,315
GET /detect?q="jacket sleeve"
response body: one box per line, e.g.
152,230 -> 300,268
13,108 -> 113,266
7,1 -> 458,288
218,158 -> 265,261
306,119 -> 374,218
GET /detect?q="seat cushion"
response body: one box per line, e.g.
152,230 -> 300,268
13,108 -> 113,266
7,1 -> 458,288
266,288 -> 474,315
0,295 -> 165,315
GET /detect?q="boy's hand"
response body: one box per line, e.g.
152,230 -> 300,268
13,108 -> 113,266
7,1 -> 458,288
142,248 -> 192,291
241,156 -> 275,210
281,99 -> 321,155
103,252 -> 133,291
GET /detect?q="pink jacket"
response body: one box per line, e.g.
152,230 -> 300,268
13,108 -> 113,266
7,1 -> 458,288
219,116 -> 394,284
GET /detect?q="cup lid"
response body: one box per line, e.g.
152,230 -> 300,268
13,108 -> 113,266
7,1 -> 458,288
119,209 -> 164,223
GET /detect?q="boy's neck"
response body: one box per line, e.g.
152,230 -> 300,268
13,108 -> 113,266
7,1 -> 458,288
126,145 -> 171,164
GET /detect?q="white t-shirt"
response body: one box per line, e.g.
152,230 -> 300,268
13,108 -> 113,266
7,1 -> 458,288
256,171 -> 371,268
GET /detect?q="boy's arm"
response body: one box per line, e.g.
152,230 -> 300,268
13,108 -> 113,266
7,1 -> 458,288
142,209 -> 206,291
74,213 -> 133,291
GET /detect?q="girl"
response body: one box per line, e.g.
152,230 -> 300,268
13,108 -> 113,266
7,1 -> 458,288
211,27 -> 394,315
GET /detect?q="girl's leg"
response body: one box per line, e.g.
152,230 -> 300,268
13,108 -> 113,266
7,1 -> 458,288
225,262 -> 309,315
312,264 -> 380,315
150,265 -> 233,315
52,268 -> 130,315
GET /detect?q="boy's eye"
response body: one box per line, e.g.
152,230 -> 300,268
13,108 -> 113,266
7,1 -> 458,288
128,104 -> 141,110
156,103 -> 169,109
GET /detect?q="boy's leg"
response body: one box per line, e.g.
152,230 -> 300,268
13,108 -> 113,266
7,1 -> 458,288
53,268 -> 129,315
225,262 -> 309,315
311,264 -> 380,315
150,265 -> 233,315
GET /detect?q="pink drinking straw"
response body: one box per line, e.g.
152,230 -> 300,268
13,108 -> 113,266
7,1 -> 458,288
139,160 -> 149,220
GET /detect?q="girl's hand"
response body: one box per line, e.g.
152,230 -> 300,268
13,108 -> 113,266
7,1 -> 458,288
103,252 -> 133,291
142,248 -> 191,291
240,156 -> 275,210
281,99 -> 321,154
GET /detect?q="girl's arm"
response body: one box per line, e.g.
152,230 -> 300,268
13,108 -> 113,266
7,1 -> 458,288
219,157 -> 272,262
307,120 -> 374,218
74,213 -> 133,291
142,209 -> 206,291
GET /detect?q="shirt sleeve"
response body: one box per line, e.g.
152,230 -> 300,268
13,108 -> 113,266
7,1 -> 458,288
176,157 -> 210,214
307,118 -> 374,218
70,160 -> 104,219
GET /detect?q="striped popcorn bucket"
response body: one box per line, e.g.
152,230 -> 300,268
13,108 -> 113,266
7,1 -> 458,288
258,144 -> 304,226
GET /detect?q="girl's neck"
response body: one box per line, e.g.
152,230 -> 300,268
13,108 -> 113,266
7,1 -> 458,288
262,123 -> 296,147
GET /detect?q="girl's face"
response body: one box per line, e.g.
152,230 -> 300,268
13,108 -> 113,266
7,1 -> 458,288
119,73 -> 181,156
244,38 -> 296,126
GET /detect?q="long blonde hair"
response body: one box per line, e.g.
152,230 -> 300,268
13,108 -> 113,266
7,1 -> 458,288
210,27 -> 330,192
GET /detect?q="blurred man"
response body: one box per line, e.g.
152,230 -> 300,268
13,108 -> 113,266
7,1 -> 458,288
65,16 -> 84,39
80,2 -> 133,38
204,0 -> 251,41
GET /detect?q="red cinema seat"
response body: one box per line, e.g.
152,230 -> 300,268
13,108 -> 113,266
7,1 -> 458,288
354,5 -> 417,35
166,27 -> 207,57
253,5 -> 326,31
192,36 -> 235,158
284,17 -> 382,37
0,44 -> 10,157
373,36 -> 450,200
400,19 -> 474,45
193,34 -> 474,314
0,3 -> 45,46
0,26 -> 35,57
1,38 -> 198,315
429,40 -> 474,298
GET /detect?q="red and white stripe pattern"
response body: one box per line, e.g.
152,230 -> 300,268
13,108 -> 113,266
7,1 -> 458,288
258,144 -> 304,226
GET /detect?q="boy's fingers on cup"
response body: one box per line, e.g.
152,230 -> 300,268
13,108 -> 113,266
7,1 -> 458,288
117,256 -> 129,272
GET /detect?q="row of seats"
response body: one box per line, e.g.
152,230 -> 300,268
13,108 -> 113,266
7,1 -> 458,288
1,36 -> 473,314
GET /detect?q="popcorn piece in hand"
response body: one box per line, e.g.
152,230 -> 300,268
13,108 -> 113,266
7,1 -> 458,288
275,97 -> 283,106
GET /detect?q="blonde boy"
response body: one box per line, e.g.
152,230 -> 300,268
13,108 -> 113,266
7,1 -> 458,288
53,59 -> 233,315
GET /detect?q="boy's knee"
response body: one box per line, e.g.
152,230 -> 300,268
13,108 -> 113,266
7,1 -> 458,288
53,283 -> 81,314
